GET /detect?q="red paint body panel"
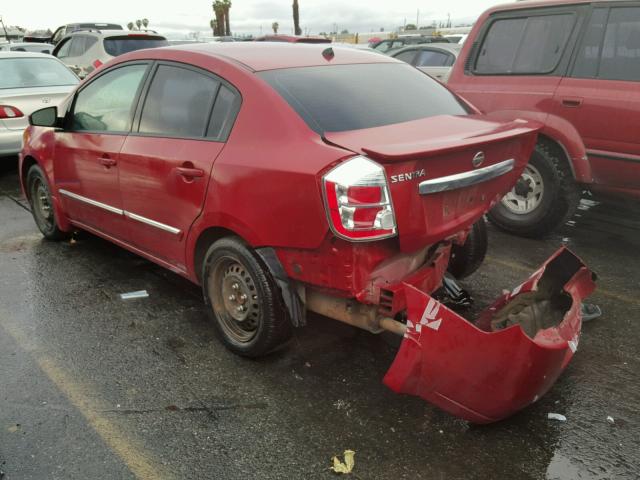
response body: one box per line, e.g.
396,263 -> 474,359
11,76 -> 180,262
384,247 -> 596,423
448,0 -> 640,197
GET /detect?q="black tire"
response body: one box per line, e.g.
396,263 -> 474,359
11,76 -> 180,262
488,144 -> 581,238
202,237 -> 292,357
26,164 -> 69,241
448,218 -> 488,279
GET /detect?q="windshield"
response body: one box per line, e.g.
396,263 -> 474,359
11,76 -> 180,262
259,63 -> 468,134
0,58 -> 78,89
103,36 -> 169,56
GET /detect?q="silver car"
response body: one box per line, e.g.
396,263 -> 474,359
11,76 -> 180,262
391,43 -> 461,83
53,30 -> 169,78
0,52 -> 78,157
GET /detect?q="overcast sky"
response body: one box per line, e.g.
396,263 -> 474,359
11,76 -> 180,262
1,0 -> 507,38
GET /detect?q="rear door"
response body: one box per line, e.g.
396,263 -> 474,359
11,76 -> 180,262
53,62 -> 150,239
553,4 -> 640,197
118,62 -> 240,270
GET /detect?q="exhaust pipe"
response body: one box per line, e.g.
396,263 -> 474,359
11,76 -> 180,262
305,289 -> 407,336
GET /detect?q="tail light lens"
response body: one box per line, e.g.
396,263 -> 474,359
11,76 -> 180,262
0,106 -> 24,119
92,59 -> 103,69
323,156 -> 397,241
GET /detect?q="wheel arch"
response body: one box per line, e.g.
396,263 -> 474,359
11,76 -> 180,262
20,155 -> 39,200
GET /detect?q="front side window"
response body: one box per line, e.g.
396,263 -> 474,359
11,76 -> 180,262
475,13 -> 575,74
260,63 -> 468,134
139,65 -> 220,138
72,64 -> 147,132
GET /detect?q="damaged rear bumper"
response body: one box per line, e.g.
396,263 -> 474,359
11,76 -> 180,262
383,247 -> 596,424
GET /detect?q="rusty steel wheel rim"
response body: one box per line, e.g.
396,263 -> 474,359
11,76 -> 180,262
208,255 -> 260,343
31,177 -> 54,231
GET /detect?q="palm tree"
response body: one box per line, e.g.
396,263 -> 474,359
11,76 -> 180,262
210,19 -> 216,36
272,21 -> 279,35
292,0 -> 301,36
222,0 -> 232,36
142,18 -> 149,29
127,22 -> 134,31
213,1 -> 225,37
135,19 -> 142,30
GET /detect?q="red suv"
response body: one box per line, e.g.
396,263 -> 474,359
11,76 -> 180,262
449,0 -> 640,237
20,43 -> 595,423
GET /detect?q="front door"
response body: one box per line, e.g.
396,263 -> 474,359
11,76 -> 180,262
54,63 -> 149,239
118,62 -> 240,270
553,5 -> 640,198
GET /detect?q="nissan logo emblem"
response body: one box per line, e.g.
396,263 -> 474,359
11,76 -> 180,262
472,151 -> 485,168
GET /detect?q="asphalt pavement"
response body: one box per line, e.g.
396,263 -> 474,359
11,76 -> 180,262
1,159 -> 638,479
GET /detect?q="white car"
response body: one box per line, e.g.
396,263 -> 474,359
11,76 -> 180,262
391,43 -> 461,83
0,42 -> 53,54
53,30 -> 169,78
0,52 -> 78,157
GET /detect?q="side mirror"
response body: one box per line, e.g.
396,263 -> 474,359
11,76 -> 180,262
29,107 -> 59,128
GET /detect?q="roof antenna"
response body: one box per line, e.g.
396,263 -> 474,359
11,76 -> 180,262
322,47 -> 334,61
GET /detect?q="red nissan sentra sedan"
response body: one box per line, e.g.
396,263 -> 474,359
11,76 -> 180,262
20,43 -> 596,423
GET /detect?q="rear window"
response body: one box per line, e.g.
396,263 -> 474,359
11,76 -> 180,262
103,36 -> 169,56
0,58 -> 78,89
475,13 -> 575,74
259,63 -> 468,134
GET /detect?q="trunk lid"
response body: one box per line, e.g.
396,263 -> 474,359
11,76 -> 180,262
0,86 -> 73,131
324,115 -> 540,252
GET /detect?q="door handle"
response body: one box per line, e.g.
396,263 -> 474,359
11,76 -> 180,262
561,98 -> 583,108
176,167 -> 204,178
98,156 -> 117,168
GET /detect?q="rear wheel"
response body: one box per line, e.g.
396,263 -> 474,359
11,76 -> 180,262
448,218 -> 488,279
202,237 -> 292,357
488,145 -> 581,238
26,164 -> 68,241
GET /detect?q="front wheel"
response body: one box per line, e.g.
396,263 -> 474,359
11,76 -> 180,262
202,237 -> 292,357
26,165 -> 68,241
488,145 -> 581,238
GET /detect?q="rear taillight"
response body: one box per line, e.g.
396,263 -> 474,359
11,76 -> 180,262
323,156 -> 397,241
0,106 -> 24,119
92,59 -> 103,69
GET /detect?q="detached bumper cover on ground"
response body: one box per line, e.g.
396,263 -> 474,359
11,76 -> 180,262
384,247 -> 596,424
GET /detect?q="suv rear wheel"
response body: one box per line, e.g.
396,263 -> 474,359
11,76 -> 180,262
202,237 -> 292,357
488,144 -> 581,238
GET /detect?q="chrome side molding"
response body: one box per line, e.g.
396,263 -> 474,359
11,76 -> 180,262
58,189 -> 181,236
419,159 -> 515,195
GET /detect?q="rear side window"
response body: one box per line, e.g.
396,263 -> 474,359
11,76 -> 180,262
72,64 -> 147,132
69,36 -> 97,57
572,8 -> 608,78
260,63 -> 468,134
55,38 -> 72,58
139,65 -> 220,138
600,7 -> 640,81
475,13 -> 575,74
207,85 -> 241,139
103,36 -> 169,57
415,50 -> 455,67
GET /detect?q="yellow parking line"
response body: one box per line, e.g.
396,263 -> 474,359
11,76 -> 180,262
1,319 -> 170,480
485,255 -> 639,306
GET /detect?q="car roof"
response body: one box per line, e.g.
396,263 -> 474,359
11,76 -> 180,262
157,42 -> 398,71
392,43 -> 461,56
0,51 -> 55,59
64,30 -> 164,39
1,42 -> 51,47
485,0 -> 631,14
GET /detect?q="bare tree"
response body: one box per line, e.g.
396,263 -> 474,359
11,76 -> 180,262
292,0 -> 301,36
